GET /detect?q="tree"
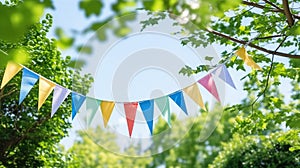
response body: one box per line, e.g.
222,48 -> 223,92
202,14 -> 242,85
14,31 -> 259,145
0,14 -> 92,167
148,103 -> 237,168
66,126 -> 152,168
210,130 -> 300,168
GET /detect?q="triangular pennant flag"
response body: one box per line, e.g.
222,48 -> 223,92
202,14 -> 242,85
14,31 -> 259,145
198,74 -> 220,102
71,92 -> 86,120
1,62 -> 23,89
19,68 -> 39,104
183,83 -> 206,111
212,64 -> 236,89
235,47 -> 262,70
100,101 -> 115,127
38,77 -> 56,110
124,102 -> 138,137
155,96 -> 171,127
51,85 -> 70,117
86,97 -> 101,126
139,100 -> 154,135
169,91 -> 188,115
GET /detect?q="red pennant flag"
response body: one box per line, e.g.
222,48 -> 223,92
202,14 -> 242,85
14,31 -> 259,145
124,102 -> 138,137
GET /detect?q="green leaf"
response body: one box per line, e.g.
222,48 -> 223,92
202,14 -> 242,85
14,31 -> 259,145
79,0 -> 103,17
289,146 -> 300,152
0,1 -> 44,42
54,28 -> 74,49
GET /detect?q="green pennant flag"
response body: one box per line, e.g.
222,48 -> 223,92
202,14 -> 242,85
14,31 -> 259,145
155,96 -> 171,127
86,97 -> 101,126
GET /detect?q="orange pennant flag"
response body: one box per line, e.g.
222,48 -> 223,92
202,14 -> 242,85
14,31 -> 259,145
38,77 -> 56,110
183,83 -> 206,111
235,47 -> 262,70
1,62 -> 23,89
100,101 -> 115,127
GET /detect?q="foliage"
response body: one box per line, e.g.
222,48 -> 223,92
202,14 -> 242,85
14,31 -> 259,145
0,14 -> 91,167
66,126 -> 152,168
148,104 -> 236,168
210,130 -> 300,168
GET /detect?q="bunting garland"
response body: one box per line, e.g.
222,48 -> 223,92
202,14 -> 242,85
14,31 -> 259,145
0,57 -> 251,137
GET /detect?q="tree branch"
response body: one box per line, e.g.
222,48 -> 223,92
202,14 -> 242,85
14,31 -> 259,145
263,0 -> 282,11
282,0 -> 294,26
242,0 -> 300,19
205,28 -> 300,59
251,36 -> 288,113
255,34 -> 284,40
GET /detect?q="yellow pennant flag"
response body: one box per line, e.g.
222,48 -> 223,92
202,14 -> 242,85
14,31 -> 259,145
38,77 -> 56,110
235,47 -> 262,70
1,62 -> 23,89
100,101 -> 115,127
183,83 -> 206,111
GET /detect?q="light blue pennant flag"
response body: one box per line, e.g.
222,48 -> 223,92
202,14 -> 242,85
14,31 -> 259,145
19,68 -> 39,104
139,100 -> 154,135
71,92 -> 86,120
169,90 -> 188,115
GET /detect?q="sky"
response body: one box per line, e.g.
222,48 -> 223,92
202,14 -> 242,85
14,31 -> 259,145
43,0 -> 293,155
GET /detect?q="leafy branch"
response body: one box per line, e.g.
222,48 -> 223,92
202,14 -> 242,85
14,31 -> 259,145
205,28 -> 299,59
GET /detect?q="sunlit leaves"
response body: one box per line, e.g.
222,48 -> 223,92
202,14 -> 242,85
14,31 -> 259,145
0,48 -> 29,67
0,1 -> 44,42
210,130 -> 300,168
79,0 -> 103,17
54,28 -> 74,50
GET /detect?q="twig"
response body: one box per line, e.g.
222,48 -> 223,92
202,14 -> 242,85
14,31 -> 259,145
255,34 -> 284,40
263,0 -> 282,11
242,0 -> 300,19
205,28 -> 300,59
250,35 -> 288,113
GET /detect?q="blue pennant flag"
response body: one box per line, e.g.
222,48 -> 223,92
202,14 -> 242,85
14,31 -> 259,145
169,90 -> 188,115
139,100 -> 154,135
212,64 -> 236,89
19,68 -> 39,104
71,92 -> 86,120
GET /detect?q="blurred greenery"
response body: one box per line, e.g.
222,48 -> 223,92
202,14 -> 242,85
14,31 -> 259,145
0,0 -> 300,167
66,127 -> 152,168
0,14 -> 92,167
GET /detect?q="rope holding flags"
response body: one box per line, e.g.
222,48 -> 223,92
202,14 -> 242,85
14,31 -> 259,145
0,52 -> 261,137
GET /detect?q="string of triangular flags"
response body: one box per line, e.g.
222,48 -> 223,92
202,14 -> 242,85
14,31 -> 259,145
0,46 -> 261,137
